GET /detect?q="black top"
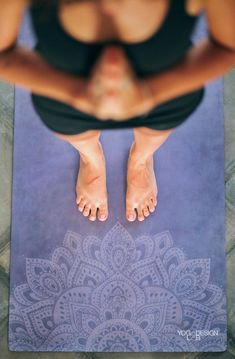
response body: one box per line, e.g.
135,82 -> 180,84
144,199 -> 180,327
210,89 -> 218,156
29,0 -> 205,135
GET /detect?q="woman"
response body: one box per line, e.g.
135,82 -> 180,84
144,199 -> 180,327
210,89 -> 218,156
0,0 -> 235,222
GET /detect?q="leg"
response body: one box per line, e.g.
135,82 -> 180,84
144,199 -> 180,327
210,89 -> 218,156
54,130 -> 108,222
126,126 -> 174,222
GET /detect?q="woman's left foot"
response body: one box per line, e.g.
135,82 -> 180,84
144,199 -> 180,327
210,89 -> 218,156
126,143 -> 158,222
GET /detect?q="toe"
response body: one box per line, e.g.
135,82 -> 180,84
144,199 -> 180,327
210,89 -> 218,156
137,207 -> 145,221
98,204 -> 108,221
89,206 -> 97,221
83,205 -> 91,217
126,206 -> 137,222
78,199 -> 87,212
76,195 -> 82,205
151,196 -> 157,207
148,201 -> 155,213
143,205 -> 150,217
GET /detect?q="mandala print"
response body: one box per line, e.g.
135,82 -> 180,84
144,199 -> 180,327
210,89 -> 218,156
9,223 -> 227,352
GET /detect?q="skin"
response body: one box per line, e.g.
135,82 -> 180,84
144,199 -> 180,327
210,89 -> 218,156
0,0 -> 235,221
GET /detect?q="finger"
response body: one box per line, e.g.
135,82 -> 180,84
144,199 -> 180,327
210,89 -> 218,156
89,47 -> 135,96
101,47 -> 134,73
100,46 -> 125,64
90,46 -> 122,79
99,46 -> 133,76
89,64 -> 120,96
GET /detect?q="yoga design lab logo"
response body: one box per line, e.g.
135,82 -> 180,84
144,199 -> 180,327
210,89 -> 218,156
9,223 -> 226,352
178,329 -> 220,341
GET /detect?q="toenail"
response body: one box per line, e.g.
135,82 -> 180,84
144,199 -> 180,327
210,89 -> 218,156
128,214 -> 134,220
99,215 -> 107,221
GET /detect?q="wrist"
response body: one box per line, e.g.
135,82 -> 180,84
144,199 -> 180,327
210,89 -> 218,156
140,79 -> 156,107
68,77 -> 94,114
133,79 -> 157,116
67,76 -> 86,104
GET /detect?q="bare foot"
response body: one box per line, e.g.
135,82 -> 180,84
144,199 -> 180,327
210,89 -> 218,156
126,143 -> 158,222
76,142 -> 108,221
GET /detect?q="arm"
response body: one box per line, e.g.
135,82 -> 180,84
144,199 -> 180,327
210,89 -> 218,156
90,0 -> 235,121
0,0 -> 90,111
145,0 -> 235,107
87,37 -> 235,120
0,46 -> 88,108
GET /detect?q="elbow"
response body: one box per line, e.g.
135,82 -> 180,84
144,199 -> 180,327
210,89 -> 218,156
209,34 -> 235,54
221,49 -> 235,71
209,36 -> 235,67
222,47 -> 235,67
0,43 -> 17,73
0,36 -> 17,52
222,45 -> 235,66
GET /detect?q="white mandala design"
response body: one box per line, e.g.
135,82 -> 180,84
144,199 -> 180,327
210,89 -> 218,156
9,223 -> 227,352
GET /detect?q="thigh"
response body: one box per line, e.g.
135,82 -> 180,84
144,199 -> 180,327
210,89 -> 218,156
53,129 -> 101,143
134,126 -> 174,139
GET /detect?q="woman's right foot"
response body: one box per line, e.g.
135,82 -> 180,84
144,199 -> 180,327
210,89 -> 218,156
76,142 -> 108,221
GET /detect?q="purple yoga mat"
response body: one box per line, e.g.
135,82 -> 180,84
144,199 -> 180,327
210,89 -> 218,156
8,14 -> 227,352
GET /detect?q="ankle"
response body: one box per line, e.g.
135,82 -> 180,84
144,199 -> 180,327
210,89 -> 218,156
129,142 -> 153,166
80,142 -> 105,167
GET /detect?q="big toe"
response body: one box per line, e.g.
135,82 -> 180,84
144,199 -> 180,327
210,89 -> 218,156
126,206 -> 137,222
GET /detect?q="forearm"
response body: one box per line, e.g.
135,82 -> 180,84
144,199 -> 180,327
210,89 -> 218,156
146,38 -> 235,106
0,45 -> 85,105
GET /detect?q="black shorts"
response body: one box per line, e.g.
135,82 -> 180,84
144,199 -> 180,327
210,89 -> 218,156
31,87 -> 205,135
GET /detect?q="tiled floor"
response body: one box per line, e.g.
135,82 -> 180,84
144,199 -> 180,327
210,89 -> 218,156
0,70 -> 234,358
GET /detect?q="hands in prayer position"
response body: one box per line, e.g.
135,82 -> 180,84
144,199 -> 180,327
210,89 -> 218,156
73,46 -> 154,121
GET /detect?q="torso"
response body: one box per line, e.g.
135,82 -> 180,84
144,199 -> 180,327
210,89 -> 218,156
30,0 -> 199,76
58,0 -> 170,44
29,0 -> 205,132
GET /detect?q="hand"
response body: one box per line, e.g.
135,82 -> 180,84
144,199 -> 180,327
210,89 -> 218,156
72,46 -> 155,121
90,46 -> 156,120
